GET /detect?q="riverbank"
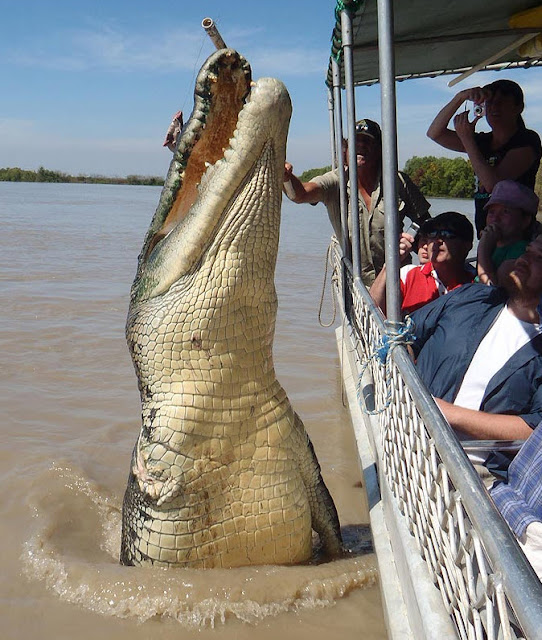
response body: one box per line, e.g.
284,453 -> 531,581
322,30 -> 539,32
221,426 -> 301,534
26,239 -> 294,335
0,166 -> 164,186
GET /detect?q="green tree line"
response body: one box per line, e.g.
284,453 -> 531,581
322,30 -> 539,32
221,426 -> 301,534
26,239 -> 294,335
403,156 -> 475,198
4,158 -> 542,201
0,166 -> 164,186
299,166 -> 331,182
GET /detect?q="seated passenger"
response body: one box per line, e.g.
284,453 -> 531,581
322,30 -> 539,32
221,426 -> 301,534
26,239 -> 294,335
370,212 -> 474,315
490,421 -> 542,581
477,179 -> 539,285
410,235 -> 542,460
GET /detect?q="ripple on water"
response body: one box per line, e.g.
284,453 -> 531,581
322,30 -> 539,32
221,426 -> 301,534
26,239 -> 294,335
22,465 -> 378,628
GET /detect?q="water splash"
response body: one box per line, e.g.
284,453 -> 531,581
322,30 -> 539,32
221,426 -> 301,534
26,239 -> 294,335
22,465 -> 378,628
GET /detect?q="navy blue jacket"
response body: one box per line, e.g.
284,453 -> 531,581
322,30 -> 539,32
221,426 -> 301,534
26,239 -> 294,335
410,283 -> 542,428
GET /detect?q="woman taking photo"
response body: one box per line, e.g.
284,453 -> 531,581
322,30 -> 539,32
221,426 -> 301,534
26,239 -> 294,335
427,79 -> 541,236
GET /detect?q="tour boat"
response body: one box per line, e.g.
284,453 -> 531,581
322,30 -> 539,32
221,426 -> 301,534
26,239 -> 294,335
325,2 -> 542,638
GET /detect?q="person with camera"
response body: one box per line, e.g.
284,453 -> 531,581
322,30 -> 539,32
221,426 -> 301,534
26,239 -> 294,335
427,79 -> 541,236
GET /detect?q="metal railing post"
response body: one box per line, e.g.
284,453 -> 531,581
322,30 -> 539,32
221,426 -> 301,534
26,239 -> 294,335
341,8 -> 362,282
327,87 -> 337,171
376,0 -> 401,324
331,58 -> 352,267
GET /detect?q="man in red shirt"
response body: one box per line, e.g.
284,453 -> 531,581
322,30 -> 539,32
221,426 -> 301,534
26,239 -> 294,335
370,211 -> 475,315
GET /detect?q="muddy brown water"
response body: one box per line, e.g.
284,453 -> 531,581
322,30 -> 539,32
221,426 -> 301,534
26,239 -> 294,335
1,181 -> 466,639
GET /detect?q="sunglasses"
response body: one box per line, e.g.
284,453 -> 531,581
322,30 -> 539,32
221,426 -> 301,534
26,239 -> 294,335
425,229 -> 459,240
355,121 -> 377,137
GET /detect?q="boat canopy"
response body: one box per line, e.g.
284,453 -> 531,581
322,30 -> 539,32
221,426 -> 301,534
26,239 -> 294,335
327,0 -> 542,87
324,4 -> 542,638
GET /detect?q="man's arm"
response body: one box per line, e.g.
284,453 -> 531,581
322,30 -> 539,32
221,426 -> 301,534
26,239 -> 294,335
435,398 -> 534,439
369,233 -> 415,314
369,266 -> 388,314
283,163 -> 324,204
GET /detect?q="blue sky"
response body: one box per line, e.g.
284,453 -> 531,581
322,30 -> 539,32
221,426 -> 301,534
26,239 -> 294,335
2,0 -> 542,177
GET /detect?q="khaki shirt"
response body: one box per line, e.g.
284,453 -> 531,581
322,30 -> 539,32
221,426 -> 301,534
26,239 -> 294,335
312,169 -> 431,286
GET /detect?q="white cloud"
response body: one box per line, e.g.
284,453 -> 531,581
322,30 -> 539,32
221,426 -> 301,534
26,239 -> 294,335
9,26 -> 210,73
250,47 -> 328,77
7,23 -> 327,78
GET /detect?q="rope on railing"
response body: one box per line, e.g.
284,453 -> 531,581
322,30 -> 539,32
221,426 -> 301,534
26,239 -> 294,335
356,316 -> 415,415
318,242 -> 339,328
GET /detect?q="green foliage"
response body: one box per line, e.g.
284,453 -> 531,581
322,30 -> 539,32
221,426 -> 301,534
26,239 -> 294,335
299,166 -> 331,182
403,156 -> 475,198
0,167 -> 165,186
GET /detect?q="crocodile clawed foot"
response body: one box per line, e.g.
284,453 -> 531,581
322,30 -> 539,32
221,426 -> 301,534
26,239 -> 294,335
132,443 -> 182,505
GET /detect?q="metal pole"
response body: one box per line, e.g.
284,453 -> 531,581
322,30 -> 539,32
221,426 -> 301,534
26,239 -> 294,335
332,57 -> 352,266
202,17 -> 227,49
341,8 -> 362,282
327,87 -> 337,171
376,0 -> 401,324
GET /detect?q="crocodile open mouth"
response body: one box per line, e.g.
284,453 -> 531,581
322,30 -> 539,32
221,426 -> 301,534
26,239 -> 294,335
143,49 -> 252,259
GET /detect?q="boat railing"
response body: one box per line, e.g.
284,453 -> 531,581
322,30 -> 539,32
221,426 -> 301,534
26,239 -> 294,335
330,238 -> 542,640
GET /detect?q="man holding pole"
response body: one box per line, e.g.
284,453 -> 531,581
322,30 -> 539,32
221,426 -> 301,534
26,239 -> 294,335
284,118 -> 431,287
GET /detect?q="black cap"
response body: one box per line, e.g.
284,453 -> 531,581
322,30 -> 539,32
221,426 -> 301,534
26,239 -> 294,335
355,118 -> 381,142
420,212 -> 474,244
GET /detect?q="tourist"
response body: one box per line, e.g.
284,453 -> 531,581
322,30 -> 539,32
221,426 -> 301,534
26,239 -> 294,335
370,212 -> 474,315
477,179 -> 539,285
490,421 -> 542,581
410,236 -> 542,454
284,118 -> 431,287
427,79 -> 541,236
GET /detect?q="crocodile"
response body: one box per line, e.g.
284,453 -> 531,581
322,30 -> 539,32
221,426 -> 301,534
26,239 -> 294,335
120,48 -> 342,569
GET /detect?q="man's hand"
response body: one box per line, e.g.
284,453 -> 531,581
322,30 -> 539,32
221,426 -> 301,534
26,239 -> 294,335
399,232 -> 415,264
458,86 -> 489,105
284,162 -> 293,182
477,223 -> 502,285
478,223 -> 502,250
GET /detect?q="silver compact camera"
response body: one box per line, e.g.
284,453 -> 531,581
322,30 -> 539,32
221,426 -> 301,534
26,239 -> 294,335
473,102 -> 485,117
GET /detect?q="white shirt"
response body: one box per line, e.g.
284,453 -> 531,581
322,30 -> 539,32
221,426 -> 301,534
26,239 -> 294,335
454,305 -> 542,463
455,305 -> 542,411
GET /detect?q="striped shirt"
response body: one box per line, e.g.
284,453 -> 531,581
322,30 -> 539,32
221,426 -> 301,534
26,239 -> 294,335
491,422 -> 542,538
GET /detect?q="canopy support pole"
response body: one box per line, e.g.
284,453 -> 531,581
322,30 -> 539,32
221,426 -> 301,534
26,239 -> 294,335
377,0 -> 401,325
341,8 -> 362,282
332,58 -> 352,267
327,87 -> 338,171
